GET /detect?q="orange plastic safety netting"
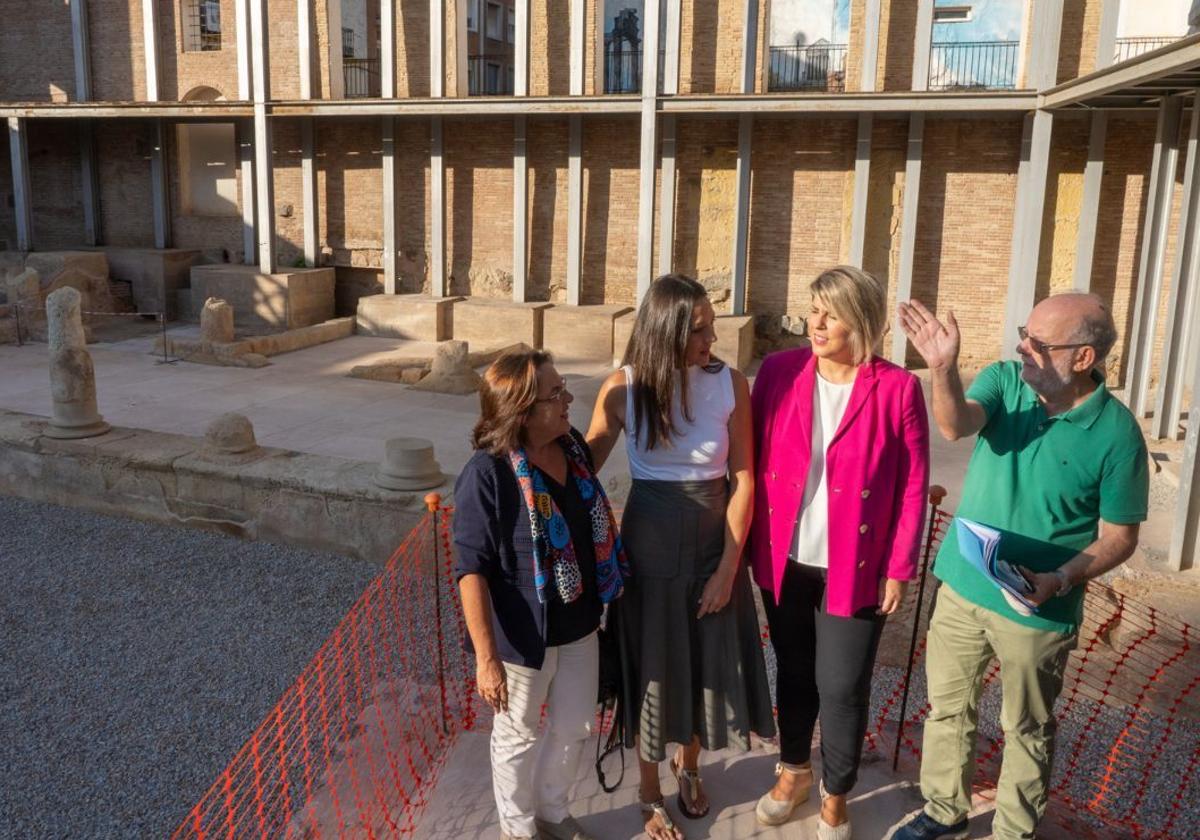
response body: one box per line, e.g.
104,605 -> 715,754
171,504 -> 477,840
174,494 -> 1199,839
866,495 -> 1200,840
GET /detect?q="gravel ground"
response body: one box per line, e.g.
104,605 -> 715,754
0,497 -> 380,839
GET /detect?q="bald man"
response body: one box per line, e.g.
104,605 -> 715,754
891,294 -> 1148,840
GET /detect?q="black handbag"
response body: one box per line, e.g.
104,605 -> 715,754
594,613 -> 625,793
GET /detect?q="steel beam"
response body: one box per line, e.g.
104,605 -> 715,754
569,0 -> 585,96
430,0 -> 445,99
566,115 -> 583,305
251,0 -> 275,273
1153,103 -> 1200,440
7,117 -> 33,252
236,0 -> 254,99
141,0 -> 159,101
513,116 -> 528,301
431,117 -> 446,296
382,116 -> 399,292
912,0 -> 935,92
849,115 -> 873,266
381,0 -> 396,98
860,0 -> 882,93
1169,354 -> 1200,571
1126,96 -> 1184,415
150,120 -> 171,249
731,114 -> 753,316
238,118 -> 257,264
634,0 -> 662,300
891,114 -> 925,364
80,121 -> 101,246
301,118 -> 319,267
658,115 -> 677,276
297,0 -> 314,99
70,0 -> 92,101
515,0 -> 529,97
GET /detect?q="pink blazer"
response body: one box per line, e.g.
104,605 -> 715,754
749,347 -> 930,617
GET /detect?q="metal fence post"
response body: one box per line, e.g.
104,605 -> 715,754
426,492 -> 450,735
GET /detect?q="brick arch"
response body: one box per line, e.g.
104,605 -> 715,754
181,85 -> 226,102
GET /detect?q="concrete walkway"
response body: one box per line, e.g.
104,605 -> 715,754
415,730 -> 999,839
0,331 -> 973,504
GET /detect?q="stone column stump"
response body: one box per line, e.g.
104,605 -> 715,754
45,287 -> 110,439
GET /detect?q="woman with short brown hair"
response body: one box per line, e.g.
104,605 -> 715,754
454,349 -> 628,840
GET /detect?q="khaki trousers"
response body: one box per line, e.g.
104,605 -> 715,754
920,586 -> 1076,840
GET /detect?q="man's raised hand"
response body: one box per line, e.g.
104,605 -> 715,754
898,299 -> 961,372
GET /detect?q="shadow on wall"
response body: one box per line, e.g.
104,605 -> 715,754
527,122 -> 567,302
89,0 -> 138,101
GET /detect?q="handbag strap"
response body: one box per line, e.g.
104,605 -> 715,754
594,695 -> 625,793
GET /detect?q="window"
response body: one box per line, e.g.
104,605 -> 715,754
183,0 -> 222,51
486,62 -> 501,93
508,6 -> 516,43
486,2 -> 503,40
342,27 -> 355,58
933,5 -> 973,23
467,0 -> 478,32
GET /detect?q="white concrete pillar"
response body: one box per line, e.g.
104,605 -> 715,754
80,122 -> 101,247
301,119 -> 319,267
891,114 -> 925,365
912,0 -> 935,91
860,0 -> 882,92
569,0 -> 586,96
1027,0 -> 1065,90
1170,356 -> 1200,571
297,0 -> 314,98
739,0 -> 760,94
731,114 -> 753,317
250,0 -> 276,273
431,117 -> 447,296
658,115 -> 677,277
382,117 -> 399,293
634,0 -> 662,300
849,115 -> 873,267
1152,103 -> 1200,441
663,0 -> 682,96
1074,0 -> 1121,291
141,0 -> 160,101
381,0 -> 396,98
151,120 -> 171,250
431,0 -> 445,98
236,0 -> 253,100
1000,110 -> 1054,360
238,118 -> 257,264
513,116 -> 528,302
1126,96 -> 1184,416
70,0 -> 92,101
7,117 -> 33,252
326,0 -> 345,98
566,115 -> 583,306
515,0 -> 529,96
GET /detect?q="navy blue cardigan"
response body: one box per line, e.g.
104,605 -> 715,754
452,430 -> 600,669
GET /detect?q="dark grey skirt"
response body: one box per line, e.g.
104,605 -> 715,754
615,478 -> 776,762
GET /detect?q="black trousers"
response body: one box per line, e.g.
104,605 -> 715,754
760,562 -> 885,795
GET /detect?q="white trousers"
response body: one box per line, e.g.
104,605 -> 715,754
490,632 -> 599,836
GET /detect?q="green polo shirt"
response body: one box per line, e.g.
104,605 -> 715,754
934,361 -> 1149,634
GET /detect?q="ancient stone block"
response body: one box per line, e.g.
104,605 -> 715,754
453,298 -> 553,350
200,298 -> 236,344
542,304 -> 634,362
44,287 -> 109,440
355,294 -> 462,341
26,251 -> 114,316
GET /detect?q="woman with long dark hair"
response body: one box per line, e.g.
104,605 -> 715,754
587,274 -> 775,840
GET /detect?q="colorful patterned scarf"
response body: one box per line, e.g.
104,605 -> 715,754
507,433 -> 629,605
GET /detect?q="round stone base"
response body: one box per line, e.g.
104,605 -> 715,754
44,419 -> 112,440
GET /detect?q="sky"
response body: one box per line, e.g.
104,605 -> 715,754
1118,0 -> 1191,37
930,0 -> 1022,43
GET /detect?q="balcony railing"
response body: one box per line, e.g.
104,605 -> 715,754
927,40 -> 1019,91
343,57 -> 380,98
603,48 -> 666,94
768,44 -> 847,93
1114,36 -> 1180,64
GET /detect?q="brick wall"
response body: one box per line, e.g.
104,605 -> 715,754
168,121 -> 246,260
397,1 -> 432,97
267,0 -> 301,100
445,118 -> 514,297
879,0 -> 917,91
270,118 -> 306,268
582,116 -> 641,305
97,121 -> 156,246
1037,115 -> 1091,299
158,0 -> 241,101
746,117 -> 856,319
863,117 -> 909,311
90,0 -> 149,101
0,133 -> 17,248
27,122 -> 87,249
530,0 -> 571,96
526,119 -> 570,301
0,2 -> 74,102
671,117 -> 739,305
680,0 -> 746,95
910,118 -> 1022,370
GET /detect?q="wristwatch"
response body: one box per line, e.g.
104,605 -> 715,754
1053,568 -> 1074,597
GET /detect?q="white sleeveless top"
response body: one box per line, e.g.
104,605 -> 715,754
623,364 -> 735,481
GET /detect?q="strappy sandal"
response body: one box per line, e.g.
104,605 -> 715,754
639,797 -> 682,840
755,760 -> 813,826
668,754 -> 710,820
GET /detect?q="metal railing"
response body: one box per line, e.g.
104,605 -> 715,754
343,57 -> 381,98
603,48 -> 666,94
1114,36 -> 1180,64
768,43 -> 847,93
467,55 -> 514,95
928,40 -> 1019,91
